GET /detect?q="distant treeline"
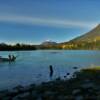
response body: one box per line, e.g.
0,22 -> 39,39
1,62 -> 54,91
0,43 -> 37,51
0,43 -> 62,51
0,41 -> 100,51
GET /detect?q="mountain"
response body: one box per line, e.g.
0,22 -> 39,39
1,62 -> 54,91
41,40 -> 57,46
39,24 -> 100,50
59,24 -> 100,50
70,24 -> 100,42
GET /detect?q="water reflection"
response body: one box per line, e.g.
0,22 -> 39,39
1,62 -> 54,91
0,50 -> 99,90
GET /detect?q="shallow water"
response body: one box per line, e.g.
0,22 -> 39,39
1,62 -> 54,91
0,50 -> 100,90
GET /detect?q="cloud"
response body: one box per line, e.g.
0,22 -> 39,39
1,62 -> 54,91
0,15 -> 97,28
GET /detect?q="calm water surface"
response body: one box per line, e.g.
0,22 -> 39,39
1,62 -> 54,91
0,50 -> 100,90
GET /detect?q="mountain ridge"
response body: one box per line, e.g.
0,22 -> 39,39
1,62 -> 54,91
41,40 -> 57,46
70,24 -> 100,42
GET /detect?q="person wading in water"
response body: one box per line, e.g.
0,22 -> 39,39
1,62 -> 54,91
49,65 -> 54,79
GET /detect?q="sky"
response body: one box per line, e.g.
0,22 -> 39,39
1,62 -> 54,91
0,0 -> 100,44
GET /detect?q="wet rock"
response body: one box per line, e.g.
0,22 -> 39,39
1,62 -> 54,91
0,89 -> 9,98
64,76 -> 67,78
21,85 -> 33,93
57,95 -> 67,100
66,73 -> 70,75
72,89 -> 81,95
72,74 -> 77,78
55,77 -> 61,81
97,94 -> 100,100
30,91 -> 38,99
13,85 -> 24,93
75,95 -> 83,100
57,95 -> 72,100
29,84 -> 36,88
73,66 -> 78,69
2,96 -> 12,100
12,96 -> 19,100
13,84 -> 35,94
41,91 -> 57,100
41,82 -> 47,85
7,89 -> 18,97
13,85 -> 24,89
63,96 -> 71,100
37,97 -> 42,100
44,91 -> 55,95
15,92 -> 30,100
83,79 -> 91,83
81,83 -> 94,89
46,81 -> 54,86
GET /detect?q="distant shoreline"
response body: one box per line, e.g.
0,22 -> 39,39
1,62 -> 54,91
0,42 -> 100,51
0,49 -> 100,51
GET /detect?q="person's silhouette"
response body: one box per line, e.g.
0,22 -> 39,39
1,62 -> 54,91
8,54 -> 11,60
49,65 -> 53,78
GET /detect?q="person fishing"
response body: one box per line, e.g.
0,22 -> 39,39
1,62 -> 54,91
8,54 -> 12,60
12,55 -> 16,60
49,65 -> 54,78
8,54 -> 16,61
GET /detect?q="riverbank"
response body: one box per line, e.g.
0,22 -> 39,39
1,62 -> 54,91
0,67 -> 100,100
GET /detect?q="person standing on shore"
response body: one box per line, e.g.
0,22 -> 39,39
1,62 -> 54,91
49,65 -> 54,79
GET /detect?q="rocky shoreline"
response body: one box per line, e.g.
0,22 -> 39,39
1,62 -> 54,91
0,68 -> 100,100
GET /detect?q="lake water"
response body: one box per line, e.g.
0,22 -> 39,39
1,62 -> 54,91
0,50 -> 100,90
